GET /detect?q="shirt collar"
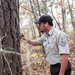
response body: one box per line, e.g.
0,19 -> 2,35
45,26 -> 54,36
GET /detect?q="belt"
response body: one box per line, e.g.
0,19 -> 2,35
50,61 -> 70,67
50,63 -> 60,67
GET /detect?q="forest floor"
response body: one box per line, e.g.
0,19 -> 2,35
21,39 -> 75,75
69,40 -> 75,75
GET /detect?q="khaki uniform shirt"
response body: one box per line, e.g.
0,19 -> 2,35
36,26 -> 69,65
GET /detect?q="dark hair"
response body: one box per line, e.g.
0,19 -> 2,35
35,15 -> 53,26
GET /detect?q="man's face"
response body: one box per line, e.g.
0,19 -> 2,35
38,23 -> 46,33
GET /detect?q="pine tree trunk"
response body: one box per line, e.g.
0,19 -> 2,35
0,0 -> 22,75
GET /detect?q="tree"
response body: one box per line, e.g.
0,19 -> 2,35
0,0 -> 22,75
29,0 -> 42,37
67,0 -> 75,42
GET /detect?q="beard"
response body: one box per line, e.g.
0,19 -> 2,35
39,27 -> 45,33
41,31 -> 44,33
39,30 -> 44,33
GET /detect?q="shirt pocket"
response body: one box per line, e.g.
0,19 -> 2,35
43,41 -> 47,47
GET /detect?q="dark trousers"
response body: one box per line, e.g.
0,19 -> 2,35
50,61 -> 71,75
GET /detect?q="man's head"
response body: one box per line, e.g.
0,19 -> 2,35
34,14 -> 53,26
34,15 -> 53,33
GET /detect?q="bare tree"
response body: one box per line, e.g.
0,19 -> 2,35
0,0 -> 22,75
29,0 -> 41,37
36,0 -> 41,16
41,0 -> 47,14
61,0 -> 66,32
67,0 -> 75,42
51,0 -> 62,30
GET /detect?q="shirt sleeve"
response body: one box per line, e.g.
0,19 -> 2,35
35,35 -> 44,45
57,32 -> 70,54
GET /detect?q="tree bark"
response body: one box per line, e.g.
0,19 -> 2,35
0,0 -> 22,75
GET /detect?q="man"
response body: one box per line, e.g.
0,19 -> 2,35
20,15 -> 71,75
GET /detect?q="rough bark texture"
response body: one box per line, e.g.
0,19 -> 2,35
0,0 -> 22,75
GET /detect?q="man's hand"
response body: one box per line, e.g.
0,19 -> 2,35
20,33 -> 37,46
20,33 -> 27,40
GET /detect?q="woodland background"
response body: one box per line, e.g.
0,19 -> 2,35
0,0 -> 75,75
20,0 -> 75,75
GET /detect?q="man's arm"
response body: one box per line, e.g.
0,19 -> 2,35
59,54 -> 69,75
24,39 -> 38,46
20,33 -> 38,46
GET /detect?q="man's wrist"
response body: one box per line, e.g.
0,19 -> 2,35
59,70 -> 64,75
59,72 -> 64,75
25,38 -> 29,43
